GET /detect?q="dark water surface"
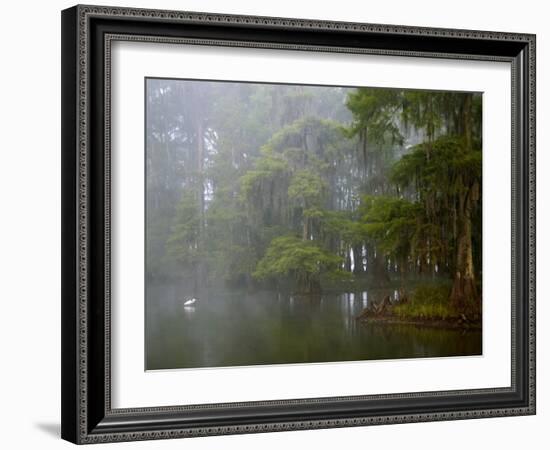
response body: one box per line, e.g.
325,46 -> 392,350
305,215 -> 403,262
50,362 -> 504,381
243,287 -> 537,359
145,283 -> 482,370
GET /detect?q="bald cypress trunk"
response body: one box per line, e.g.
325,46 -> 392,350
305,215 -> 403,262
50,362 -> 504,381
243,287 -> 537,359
352,244 -> 364,274
450,216 -> 477,309
449,181 -> 479,311
449,93 -> 479,311
372,248 -> 391,286
462,93 -> 473,150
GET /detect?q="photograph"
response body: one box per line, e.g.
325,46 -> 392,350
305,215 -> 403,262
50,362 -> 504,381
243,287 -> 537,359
58,3 -> 536,444
145,78 -> 483,370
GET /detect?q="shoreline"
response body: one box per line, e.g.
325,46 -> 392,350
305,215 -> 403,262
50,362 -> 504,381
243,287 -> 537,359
356,315 -> 481,331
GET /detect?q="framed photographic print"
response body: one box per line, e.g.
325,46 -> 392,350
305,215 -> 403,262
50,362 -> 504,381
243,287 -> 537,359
61,4 -> 536,444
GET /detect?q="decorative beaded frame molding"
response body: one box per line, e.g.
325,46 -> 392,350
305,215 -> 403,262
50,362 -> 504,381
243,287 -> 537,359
61,4 -> 536,445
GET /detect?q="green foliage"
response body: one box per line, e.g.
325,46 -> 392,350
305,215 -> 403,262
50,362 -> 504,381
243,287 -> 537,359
389,135 -> 482,275
288,170 -> 327,207
204,197 -> 256,283
391,136 -> 481,193
393,284 -> 456,320
146,213 -> 176,279
402,91 -> 483,141
240,148 -> 290,199
401,91 -> 445,140
318,210 -> 360,246
358,195 -> 419,259
239,116 -> 356,265
166,192 -> 201,268
345,87 -> 404,145
253,236 -> 347,286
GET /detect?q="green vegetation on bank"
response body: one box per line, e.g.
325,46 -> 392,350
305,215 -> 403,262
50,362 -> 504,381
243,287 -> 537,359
393,284 -> 455,321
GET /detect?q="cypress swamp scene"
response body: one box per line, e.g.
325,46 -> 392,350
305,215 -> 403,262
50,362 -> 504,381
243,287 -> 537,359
145,78 -> 483,370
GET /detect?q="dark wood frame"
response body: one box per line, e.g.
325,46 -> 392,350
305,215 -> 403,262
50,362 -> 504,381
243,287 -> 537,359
61,4 -> 536,444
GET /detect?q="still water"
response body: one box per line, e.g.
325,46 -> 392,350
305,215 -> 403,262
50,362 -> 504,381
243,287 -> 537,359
145,283 -> 482,370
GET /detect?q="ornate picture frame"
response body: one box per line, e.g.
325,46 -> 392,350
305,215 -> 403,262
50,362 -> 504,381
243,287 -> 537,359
61,4 -> 536,444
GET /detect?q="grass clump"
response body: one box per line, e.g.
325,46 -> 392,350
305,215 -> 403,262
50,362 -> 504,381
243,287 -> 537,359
393,284 -> 456,320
